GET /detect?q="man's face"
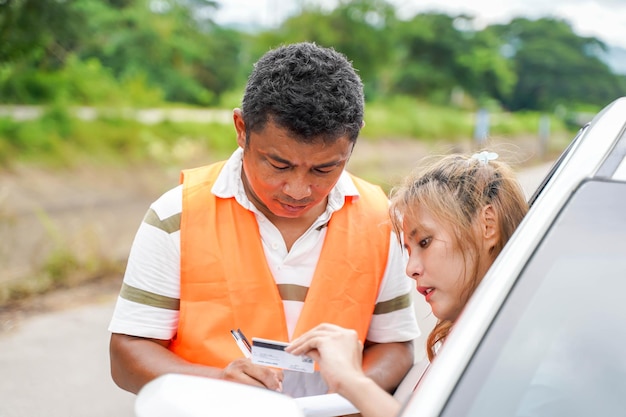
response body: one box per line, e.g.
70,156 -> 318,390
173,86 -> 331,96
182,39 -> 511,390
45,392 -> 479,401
234,110 -> 354,221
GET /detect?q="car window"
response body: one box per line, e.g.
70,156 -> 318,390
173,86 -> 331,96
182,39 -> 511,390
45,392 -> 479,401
527,124 -> 586,207
441,179 -> 626,417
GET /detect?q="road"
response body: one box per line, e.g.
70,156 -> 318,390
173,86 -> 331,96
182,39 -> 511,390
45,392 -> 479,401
0,162 -> 554,417
0,105 -> 232,124
0,293 -> 136,417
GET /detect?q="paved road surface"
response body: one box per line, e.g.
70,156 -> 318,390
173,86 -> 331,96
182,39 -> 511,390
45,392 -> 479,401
0,294 -> 136,417
0,162 -> 555,417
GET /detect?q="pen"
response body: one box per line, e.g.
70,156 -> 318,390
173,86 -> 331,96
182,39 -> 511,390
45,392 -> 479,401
230,329 -> 252,358
237,328 -> 252,352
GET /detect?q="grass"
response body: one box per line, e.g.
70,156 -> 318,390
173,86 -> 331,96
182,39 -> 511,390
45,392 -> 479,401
362,96 -> 572,142
0,206 -> 127,306
0,107 -> 235,168
0,98 -> 577,168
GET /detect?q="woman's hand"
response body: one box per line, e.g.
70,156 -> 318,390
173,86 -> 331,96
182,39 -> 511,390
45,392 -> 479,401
286,323 -> 366,395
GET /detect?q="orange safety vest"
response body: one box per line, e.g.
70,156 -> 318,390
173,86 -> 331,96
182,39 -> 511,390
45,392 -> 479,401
169,161 -> 392,367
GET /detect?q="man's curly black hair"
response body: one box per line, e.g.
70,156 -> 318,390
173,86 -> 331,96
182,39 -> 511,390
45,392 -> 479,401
241,42 -> 364,145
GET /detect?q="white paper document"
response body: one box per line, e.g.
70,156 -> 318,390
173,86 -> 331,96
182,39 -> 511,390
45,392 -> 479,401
294,393 -> 359,417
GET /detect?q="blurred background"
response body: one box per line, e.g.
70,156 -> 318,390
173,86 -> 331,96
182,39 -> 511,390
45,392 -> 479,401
0,0 -> 626,329
2,1 -> 625,415
1,0 -> 626,340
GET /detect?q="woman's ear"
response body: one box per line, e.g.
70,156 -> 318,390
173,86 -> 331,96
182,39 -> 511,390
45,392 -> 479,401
480,204 -> 500,255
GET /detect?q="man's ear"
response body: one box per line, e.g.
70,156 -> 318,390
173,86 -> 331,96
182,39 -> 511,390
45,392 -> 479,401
233,108 -> 246,148
480,204 -> 500,255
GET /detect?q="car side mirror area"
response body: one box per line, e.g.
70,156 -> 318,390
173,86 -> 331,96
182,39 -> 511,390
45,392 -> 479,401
135,374 -> 305,417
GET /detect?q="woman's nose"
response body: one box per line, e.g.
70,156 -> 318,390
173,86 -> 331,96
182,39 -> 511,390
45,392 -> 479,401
405,254 -> 423,280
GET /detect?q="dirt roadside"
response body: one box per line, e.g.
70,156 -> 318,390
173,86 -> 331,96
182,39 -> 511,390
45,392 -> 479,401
0,135 -> 558,333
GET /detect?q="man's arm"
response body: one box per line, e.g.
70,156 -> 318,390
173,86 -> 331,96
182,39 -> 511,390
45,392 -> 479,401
360,231 -> 419,392
362,339 -> 415,392
109,333 -> 283,394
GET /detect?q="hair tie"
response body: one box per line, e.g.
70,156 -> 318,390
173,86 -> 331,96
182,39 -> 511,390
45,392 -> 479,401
471,151 -> 499,165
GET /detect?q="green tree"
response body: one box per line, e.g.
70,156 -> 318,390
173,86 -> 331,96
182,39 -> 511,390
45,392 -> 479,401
489,17 -> 625,111
252,0 -> 399,99
457,25 -> 517,105
0,0 -> 84,67
390,13 -> 516,107
76,0 -> 241,105
1,0 -> 242,105
391,13 -> 467,100
0,0 -> 101,102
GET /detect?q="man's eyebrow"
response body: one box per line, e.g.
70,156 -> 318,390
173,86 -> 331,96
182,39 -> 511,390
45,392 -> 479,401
313,160 -> 344,169
266,153 -> 291,165
267,153 -> 344,169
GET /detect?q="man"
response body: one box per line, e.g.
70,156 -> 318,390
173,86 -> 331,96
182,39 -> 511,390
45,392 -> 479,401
108,42 -> 419,398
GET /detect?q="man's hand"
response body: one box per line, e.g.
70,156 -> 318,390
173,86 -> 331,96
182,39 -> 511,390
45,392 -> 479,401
110,333 -> 283,394
222,358 -> 284,392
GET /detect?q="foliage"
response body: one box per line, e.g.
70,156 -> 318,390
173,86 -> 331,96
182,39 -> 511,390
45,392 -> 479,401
75,0 -> 242,105
389,13 -> 518,107
361,96 -> 570,142
0,0 -> 243,105
487,17 -> 624,111
0,105 -> 237,167
0,0 -> 84,67
0,97 -> 575,168
363,96 -> 474,140
1,0 -> 625,122
0,54 -> 164,105
251,0 -> 398,99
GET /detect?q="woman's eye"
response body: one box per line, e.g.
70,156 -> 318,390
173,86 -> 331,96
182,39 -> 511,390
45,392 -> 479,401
419,237 -> 431,248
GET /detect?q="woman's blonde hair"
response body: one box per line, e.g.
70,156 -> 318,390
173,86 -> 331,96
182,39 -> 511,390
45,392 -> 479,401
389,153 -> 528,361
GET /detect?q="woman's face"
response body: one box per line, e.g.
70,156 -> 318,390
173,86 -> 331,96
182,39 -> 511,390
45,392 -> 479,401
403,204 -> 475,322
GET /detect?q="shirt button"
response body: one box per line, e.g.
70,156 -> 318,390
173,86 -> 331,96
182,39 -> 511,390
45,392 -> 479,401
272,242 -> 279,250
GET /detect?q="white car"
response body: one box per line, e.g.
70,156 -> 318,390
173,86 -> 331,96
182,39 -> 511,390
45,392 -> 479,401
135,96 -> 626,417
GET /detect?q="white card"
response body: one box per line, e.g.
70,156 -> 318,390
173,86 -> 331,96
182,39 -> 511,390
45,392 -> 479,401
251,337 -> 315,373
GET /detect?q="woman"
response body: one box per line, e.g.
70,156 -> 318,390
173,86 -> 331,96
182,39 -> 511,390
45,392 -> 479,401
286,151 -> 529,417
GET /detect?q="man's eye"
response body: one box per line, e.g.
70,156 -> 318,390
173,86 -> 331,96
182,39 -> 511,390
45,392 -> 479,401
270,163 -> 289,170
315,167 -> 334,174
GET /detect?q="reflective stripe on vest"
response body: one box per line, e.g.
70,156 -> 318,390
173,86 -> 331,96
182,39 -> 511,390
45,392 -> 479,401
169,161 -> 391,367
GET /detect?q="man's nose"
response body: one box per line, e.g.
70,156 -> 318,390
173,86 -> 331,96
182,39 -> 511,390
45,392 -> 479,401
283,177 -> 312,200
